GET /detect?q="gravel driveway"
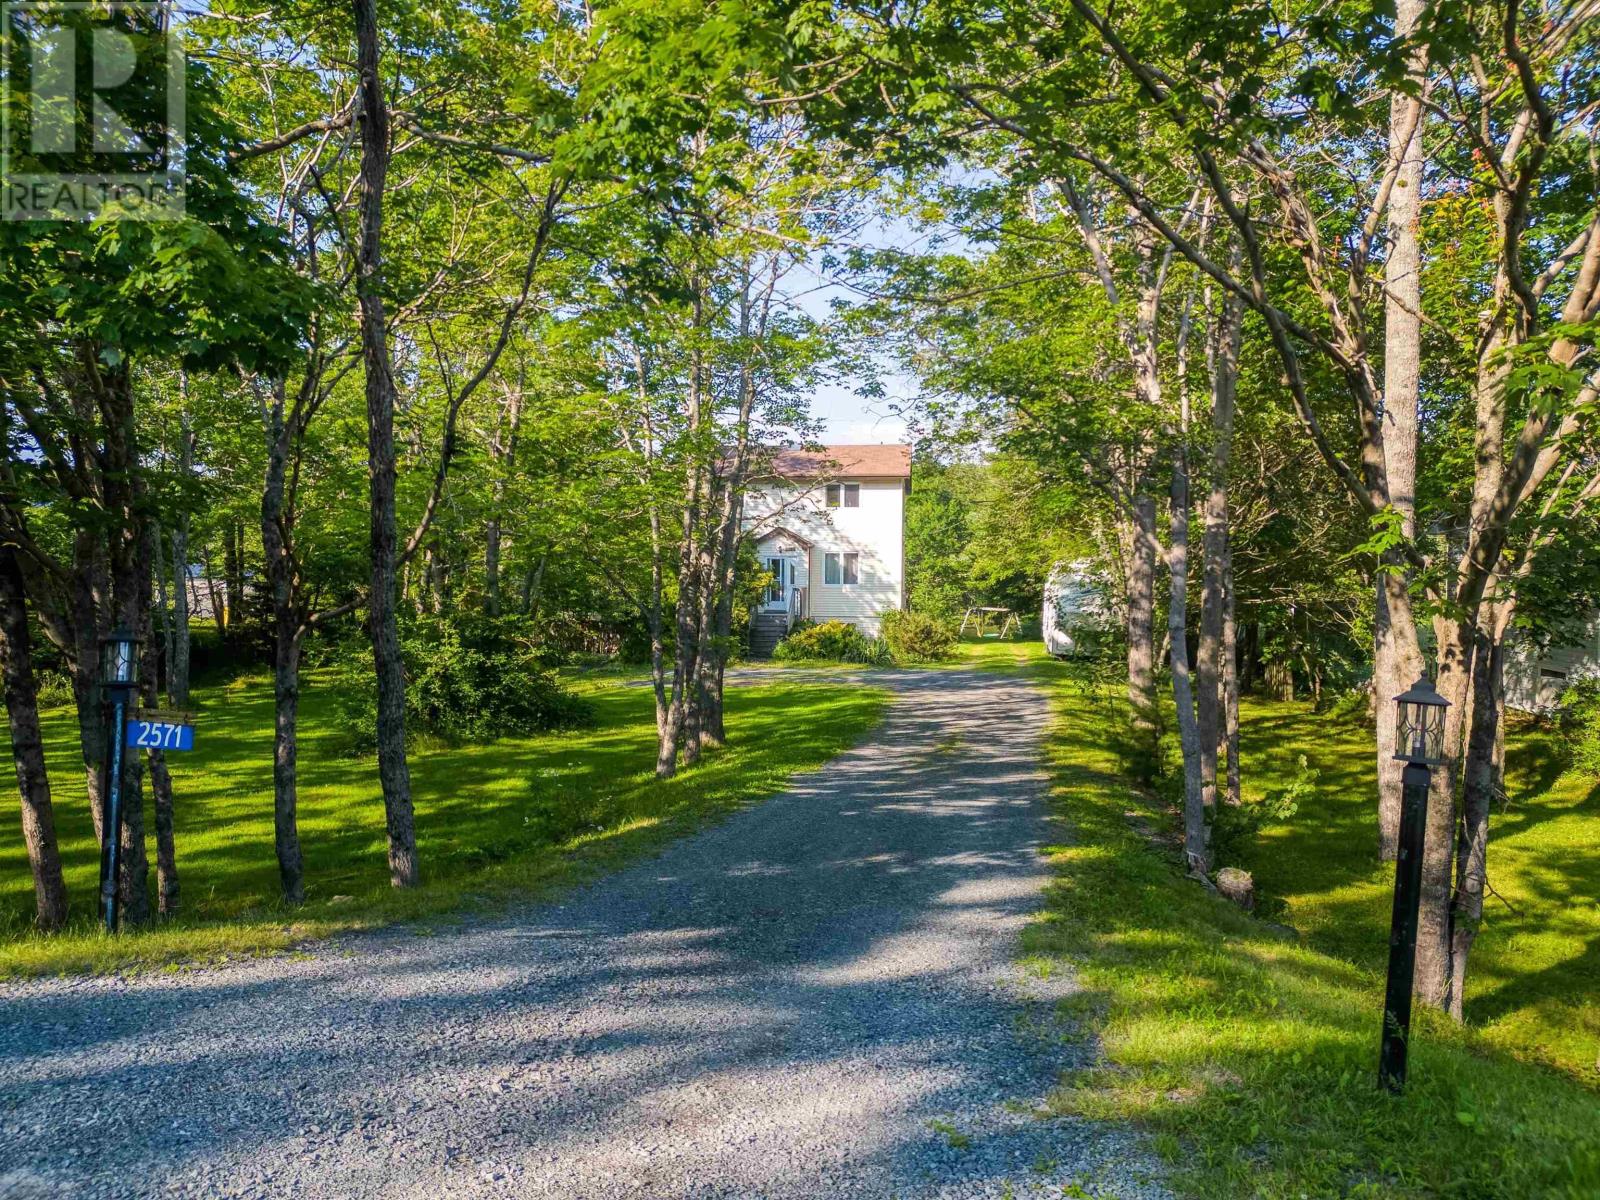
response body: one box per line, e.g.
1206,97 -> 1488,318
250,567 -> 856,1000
0,669 -> 1166,1200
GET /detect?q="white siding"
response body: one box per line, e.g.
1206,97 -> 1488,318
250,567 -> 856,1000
1504,618 -> 1600,713
745,476 -> 906,635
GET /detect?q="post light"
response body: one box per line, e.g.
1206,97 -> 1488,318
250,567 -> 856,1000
1394,677 -> 1448,766
100,629 -> 140,688
97,629 -> 140,933
1379,674 -> 1450,1094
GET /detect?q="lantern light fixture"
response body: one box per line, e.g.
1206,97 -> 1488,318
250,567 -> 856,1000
1393,675 -> 1449,765
100,629 -> 140,689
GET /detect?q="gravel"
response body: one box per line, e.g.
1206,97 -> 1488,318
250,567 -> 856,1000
0,668 -> 1169,1200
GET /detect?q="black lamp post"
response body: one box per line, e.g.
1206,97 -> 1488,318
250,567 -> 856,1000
98,629 -> 140,933
1379,674 -> 1450,1094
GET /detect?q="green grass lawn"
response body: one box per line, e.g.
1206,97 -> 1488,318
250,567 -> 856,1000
977,643 -> 1600,1197
0,670 -> 888,976
1235,699 -> 1599,1086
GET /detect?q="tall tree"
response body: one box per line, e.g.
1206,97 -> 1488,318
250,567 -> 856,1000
351,0 -> 418,888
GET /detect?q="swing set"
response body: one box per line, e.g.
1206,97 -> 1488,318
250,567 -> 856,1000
958,606 -> 1021,639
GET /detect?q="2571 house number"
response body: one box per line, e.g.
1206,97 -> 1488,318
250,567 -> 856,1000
125,717 -> 196,752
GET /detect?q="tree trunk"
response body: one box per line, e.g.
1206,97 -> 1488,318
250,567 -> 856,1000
100,364 -> 151,927
203,542 -> 227,641
1221,544 -> 1242,807
0,544 -> 69,930
70,532 -> 109,845
354,0 -> 419,888
1416,610 -> 1474,1008
1448,620 -> 1502,1019
223,521 -> 243,639
169,418 -> 193,706
485,384 -> 522,618
261,380 -> 306,904
154,525 -> 173,700
1165,447 -> 1208,874
1375,0 -> 1426,861
1198,290 -> 1242,811
697,471 -> 743,751
484,520 -> 502,616
521,552 -> 548,619
1125,496 -> 1158,774
660,462 -> 705,778
272,628 -> 305,904
139,524 -> 179,916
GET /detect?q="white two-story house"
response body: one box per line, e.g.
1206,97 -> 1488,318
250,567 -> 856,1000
742,444 -> 911,653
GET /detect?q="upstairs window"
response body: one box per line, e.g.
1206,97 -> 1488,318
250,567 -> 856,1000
825,482 -> 860,508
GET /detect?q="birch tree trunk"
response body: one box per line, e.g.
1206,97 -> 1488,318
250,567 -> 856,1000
1221,545 -> 1242,807
1166,444 -> 1208,874
169,413 -> 192,707
484,385 -> 522,618
0,543 -> 68,930
354,0 -> 419,888
520,553 -> 547,619
1375,0 -> 1427,860
154,526 -> 173,698
1198,290 -> 1243,810
223,522 -> 243,639
1126,497 -> 1158,773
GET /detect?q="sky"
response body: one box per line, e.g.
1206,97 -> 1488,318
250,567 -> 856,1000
785,210 -> 945,448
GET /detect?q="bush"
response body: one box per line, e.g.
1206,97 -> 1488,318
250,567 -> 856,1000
1555,676 -> 1600,776
32,669 -> 74,708
880,610 -> 957,663
332,612 -> 591,753
1211,753 -> 1318,864
772,619 -> 891,665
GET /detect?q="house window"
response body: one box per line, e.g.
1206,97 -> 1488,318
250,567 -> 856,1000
824,552 -> 859,585
825,482 -> 860,508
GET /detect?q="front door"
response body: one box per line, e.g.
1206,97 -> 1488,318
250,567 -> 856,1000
761,555 -> 794,612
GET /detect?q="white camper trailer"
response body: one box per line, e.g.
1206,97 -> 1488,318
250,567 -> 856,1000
1042,562 -> 1109,658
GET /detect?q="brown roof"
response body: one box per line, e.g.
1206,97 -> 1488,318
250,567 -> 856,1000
760,444 -> 912,480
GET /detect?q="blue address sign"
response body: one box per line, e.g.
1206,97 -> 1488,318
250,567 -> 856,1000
126,719 -> 195,752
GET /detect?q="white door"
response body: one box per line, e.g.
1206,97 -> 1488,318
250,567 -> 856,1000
760,555 -> 791,612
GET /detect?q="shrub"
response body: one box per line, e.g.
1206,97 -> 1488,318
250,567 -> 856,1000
332,612 -> 591,753
772,619 -> 891,665
1211,753 -> 1318,865
34,670 -> 75,708
1555,676 -> 1600,776
880,610 -> 957,663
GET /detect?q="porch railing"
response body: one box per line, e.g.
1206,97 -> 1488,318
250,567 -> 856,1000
787,586 -> 807,630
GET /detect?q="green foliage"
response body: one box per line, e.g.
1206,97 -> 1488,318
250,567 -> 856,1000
1554,677 -> 1600,777
33,671 -> 74,709
879,610 -> 956,663
1211,753 -> 1317,864
772,619 -> 891,665
904,467 -> 973,620
332,614 -> 592,751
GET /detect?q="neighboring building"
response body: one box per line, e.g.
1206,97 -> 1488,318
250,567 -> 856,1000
743,444 -> 911,653
1503,618 -> 1600,713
